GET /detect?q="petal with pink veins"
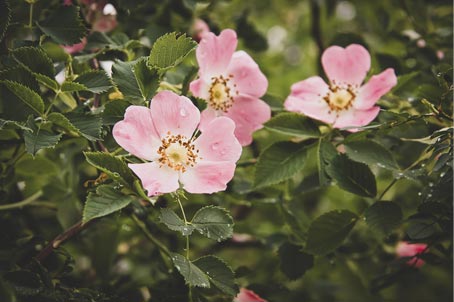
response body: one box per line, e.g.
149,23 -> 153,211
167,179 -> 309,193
150,91 -> 200,138
322,44 -> 371,86
180,161 -> 236,194
112,106 -> 160,161
128,162 -> 179,196
225,96 -> 271,146
333,106 -> 380,129
354,68 -> 397,110
195,117 -> 242,162
227,50 -> 268,98
197,29 -> 238,79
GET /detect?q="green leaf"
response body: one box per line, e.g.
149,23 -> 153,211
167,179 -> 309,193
171,253 -> 210,288
34,73 -> 59,91
23,117 -> 62,156
264,112 -> 320,138
37,6 -> 87,45
84,151 -> 135,186
0,119 -> 31,131
12,47 -> 55,78
83,185 -> 136,223
305,210 -> 358,255
254,141 -> 309,188
159,208 -> 194,236
278,242 -> 314,280
2,81 -> 44,115
74,70 -> 112,94
66,112 -> 103,141
317,138 -> 338,186
148,32 -> 196,70
112,59 -> 159,104
326,154 -> 377,197
364,201 -> 403,235
61,81 -> 88,92
0,0 -> 11,42
47,112 -> 79,134
191,206 -> 234,242
194,256 -> 238,296
344,140 -> 399,170
103,100 -> 129,125
15,156 -> 59,177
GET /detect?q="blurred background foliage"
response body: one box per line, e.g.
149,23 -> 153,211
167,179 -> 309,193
0,0 -> 452,301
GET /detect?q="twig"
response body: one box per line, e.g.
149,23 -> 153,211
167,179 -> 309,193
310,0 -> 324,73
0,191 -> 43,211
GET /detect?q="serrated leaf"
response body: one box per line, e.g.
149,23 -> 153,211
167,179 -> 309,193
23,117 -> 62,156
34,73 -> 59,91
148,32 -> 196,70
364,201 -> 403,235
317,138 -> 338,186
103,100 -> 129,125
171,253 -> 210,288
264,112 -> 320,138
83,185 -> 135,223
159,208 -> 194,236
12,47 -> 55,78
191,206 -> 233,241
134,59 -> 159,100
194,256 -> 238,296
344,140 -> 399,170
326,154 -> 377,197
47,112 -> 79,134
2,80 -> 44,115
61,81 -> 88,92
84,151 -> 135,186
0,0 -> 11,42
254,141 -> 309,188
66,112 -> 103,141
37,6 -> 87,45
0,119 -> 31,131
74,70 -> 112,93
278,242 -> 314,280
305,210 -> 358,255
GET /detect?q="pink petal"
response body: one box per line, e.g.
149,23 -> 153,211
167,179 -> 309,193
354,68 -> 397,110
225,96 -> 271,146
197,29 -> 238,79
195,117 -> 242,162
227,50 -> 268,98
321,44 -> 371,86
198,108 -> 218,133
189,78 -> 210,100
128,162 -> 179,196
333,106 -> 380,129
150,90 -> 200,138
112,106 -> 161,160
234,288 -> 267,302
180,161 -> 236,194
396,242 -> 428,268
284,76 -> 335,124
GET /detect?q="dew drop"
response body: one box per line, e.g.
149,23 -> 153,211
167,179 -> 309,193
428,182 -> 434,187
417,192 -> 422,196
211,142 -> 219,150
180,108 -> 187,117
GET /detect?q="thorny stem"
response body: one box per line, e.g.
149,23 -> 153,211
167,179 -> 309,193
0,190 -> 43,211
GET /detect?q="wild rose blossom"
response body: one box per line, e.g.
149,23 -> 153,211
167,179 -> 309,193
112,90 -> 242,196
190,29 -> 271,146
285,44 -> 397,130
234,288 -> 267,302
396,241 -> 428,268
191,18 -> 210,42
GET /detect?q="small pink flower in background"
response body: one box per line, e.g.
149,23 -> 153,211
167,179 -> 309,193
285,44 -> 397,130
396,241 -> 428,268
62,37 -> 87,54
234,288 -> 267,302
190,29 -> 271,146
192,19 -> 210,42
112,90 -> 242,196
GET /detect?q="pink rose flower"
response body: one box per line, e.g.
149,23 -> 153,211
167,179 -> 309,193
190,29 -> 271,146
285,44 -> 397,130
192,19 -> 210,42
234,288 -> 267,302
62,37 -> 87,54
396,241 -> 428,268
112,91 -> 242,196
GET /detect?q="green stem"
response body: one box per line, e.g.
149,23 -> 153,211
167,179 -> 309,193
377,178 -> 398,201
44,91 -> 60,117
0,191 -> 43,211
131,214 -> 171,258
28,2 -> 34,29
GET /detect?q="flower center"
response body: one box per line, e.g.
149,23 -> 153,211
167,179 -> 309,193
324,86 -> 356,111
157,133 -> 199,173
208,75 -> 237,112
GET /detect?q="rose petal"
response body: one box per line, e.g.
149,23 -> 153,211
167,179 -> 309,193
189,78 -> 210,100
195,116 -> 242,162
129,162 -> 179,196
354,68 -> 397,110
197,29 -> 238,79
112,106 -> 161,160
225,96 -> 271,146
227,50 -> 268,98
150,90 -> 200,138
321,44 -> 371,86
333,106 -> 380,129
198,108 -> 218,133
180,161 -> 236,194
234,288 -> 267,302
